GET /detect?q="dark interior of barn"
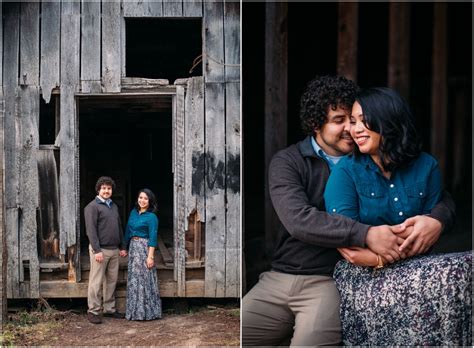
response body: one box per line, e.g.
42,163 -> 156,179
243,2 -> 472,292
78,96 -> 174,258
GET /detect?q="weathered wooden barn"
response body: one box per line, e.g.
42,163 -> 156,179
0,0 -> 240,308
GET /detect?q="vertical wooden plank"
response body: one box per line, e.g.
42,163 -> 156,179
183,0 -> 202,17
337,2 -> 358,82
184,77 -> 205,259
40,1 -> 60,103
204,82 -> 226,297
225,82 -> 240,297
388,2 -> 410,99
431,3 -> 447,183
81,0 -> 101,93
19,86 -> 40,298
102,0 -> 121,92
203,1 -> 225,83
224,1 -> 240,83
123,0 -> 163,17
20,2 -> 40,86
61,1 -> 80,86
0,91 -> 6,326
3,3 -> 21,298
264,2 -> 287,258
0,2 -> 3,86
174,86 -> 186,296
163,0 -> 183,17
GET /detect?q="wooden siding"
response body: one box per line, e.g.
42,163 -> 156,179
1,0 -> 240,299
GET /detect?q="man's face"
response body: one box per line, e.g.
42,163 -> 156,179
98,184 -> 113,200
314,105 -> 354,156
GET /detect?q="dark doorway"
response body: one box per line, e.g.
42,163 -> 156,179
78,95 -> 174,261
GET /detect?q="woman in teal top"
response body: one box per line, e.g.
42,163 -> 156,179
323,88 -> 471,345
125,188 -> 162,321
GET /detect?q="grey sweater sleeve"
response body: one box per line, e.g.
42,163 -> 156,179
269,151 -> 370,248
428,190 -> 456,233
84,204 -> 101,253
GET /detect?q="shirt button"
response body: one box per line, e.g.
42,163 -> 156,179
399,211 -> 403,216
390,184 -> 395,188
394,197 -> 398,202
371,193 -> 375,196
419,192 -> 423,196
332,208 -> 336,212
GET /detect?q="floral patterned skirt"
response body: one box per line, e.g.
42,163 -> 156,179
334,251 -> 472,346
126,238 -> 162,321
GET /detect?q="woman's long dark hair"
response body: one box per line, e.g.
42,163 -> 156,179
355,87 -> 422,172
134,188 -> 158,214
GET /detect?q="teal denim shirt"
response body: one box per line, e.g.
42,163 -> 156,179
124,209 -> 159,248
324,152 -> 442,226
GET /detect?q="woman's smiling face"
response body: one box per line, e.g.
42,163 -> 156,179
138,192 -> 150,211
350,101 -> 381,156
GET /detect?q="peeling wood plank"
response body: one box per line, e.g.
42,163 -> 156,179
203,1 -> 225,83
264,2 -> 287,257
123,0 -> 163,17
174,85 -> 186,296
184,77 -> 205,228
388,2 -> 410,99
3,2 -> 20,88
183,0 -> 202,17
158,235 -> 173,266
102,0 -> 122,92
224,1 -> 240,83
60,1 -> 80,86
19,86 -> 40,298
81,0 -> 101,93
20,2 -> 40,86
204,82 -> 226,297
40,1 -> 60,103
5,208 -> 19,298
337,2 -> 358,82
163,0 -> 183,17
224,82 -> 240,297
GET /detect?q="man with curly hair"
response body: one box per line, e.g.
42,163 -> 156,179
241,75 -> 455,346
84,176 -> 128,324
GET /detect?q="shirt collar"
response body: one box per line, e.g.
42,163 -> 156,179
310,136 -> 344,169
96,195 -> 113,208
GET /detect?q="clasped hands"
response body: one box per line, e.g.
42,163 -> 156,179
338,215 -> 442,267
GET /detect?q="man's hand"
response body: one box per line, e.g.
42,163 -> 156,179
365,224 -> 406,263
119,250 -> 128,257
94,252 -> 104,263
338,247 -> 378,267
395,215 -> 442,257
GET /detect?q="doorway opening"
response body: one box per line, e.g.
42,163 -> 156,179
78,94 -> 174,268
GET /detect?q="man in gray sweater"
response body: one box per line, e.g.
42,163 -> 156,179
84,176 -> 127,324
242,76 -> 455,346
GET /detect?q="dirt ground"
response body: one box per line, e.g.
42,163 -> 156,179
2,299 -> 240,346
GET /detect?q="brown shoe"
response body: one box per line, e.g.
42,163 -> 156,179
88,312 -> 102,324
103,311 -> 125,319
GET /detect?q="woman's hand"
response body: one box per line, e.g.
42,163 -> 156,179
338,247 -> 379,267
146,256 -> 154,269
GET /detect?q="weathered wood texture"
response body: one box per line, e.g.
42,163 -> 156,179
388,2 -> 410,99
163,0 -> 183,17
204,82 -> 226,297
123,0 -> 163,17
4,3 -> 21,298
264,2 -> 287,257
204,1 -> 225,82
0,91 -> 6,328
102,0 -> 121,92
20,2 -> 40,86
183,0 -> 202,17
19,86 -> 40,297
174,86 -> 186,296
81,1 -> 101,93
40,1 -> 60,103
184,77 -> 205,261
431,3 -> 447,183
337,2 -> 358,82
224,1 -> 240,83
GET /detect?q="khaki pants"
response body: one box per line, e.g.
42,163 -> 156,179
87,245 -> 120,315
242,271 -> 342,346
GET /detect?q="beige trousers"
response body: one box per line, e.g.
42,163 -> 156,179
87,245 -> 120,315
242,270 -> 342,346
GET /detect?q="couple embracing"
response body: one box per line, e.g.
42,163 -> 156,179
242,76 -> 470,346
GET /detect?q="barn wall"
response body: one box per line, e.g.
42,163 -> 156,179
1,0 -> 240,298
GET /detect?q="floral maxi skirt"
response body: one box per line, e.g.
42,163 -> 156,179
126,238 -> 162,320
334,251 -> 472,346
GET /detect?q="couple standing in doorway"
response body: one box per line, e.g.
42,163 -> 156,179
84,176 -> 162,324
